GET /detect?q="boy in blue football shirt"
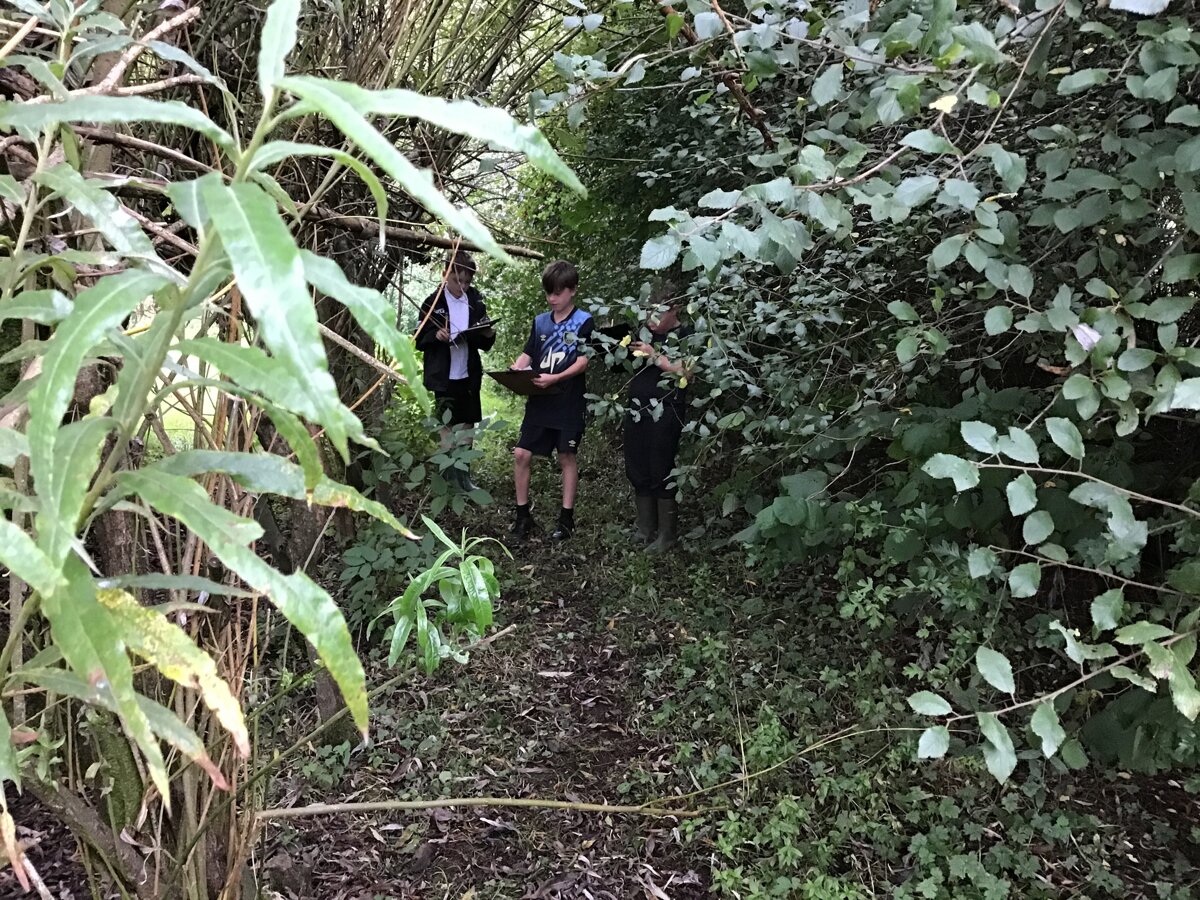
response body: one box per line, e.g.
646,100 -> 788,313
510,260 -> 593,540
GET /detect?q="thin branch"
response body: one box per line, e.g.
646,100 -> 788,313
94,5 -> 202,93
258,796 -> 702,821
978,463 -> 1200,521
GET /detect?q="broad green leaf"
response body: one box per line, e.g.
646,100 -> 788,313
967,546 -> 997,579
253,143 -> 388,247
996,427 -> 1039,464
960,421 -> 998,454
931,234 -> 965,268
299,250 -> 428,412
641,234 -> 682,270
1030,702 -> 1066,758
908,690 -> 953,716
692,11 -> 722,39
895,175 -> 940,208
1090,589 -> 1124,631
258,0 -> 301,100
811,65 -> 843,107
279,77 -> 510,261
950,23 -> 1005,65
918,725 -> 950,759
0,96 -> 233,150
0,289 -> 72,325
923,453 -> 979,491
1057,68 -> 1108,95
42,557 -> 170,803
901,129 -> 958,156
1060,739 -> 1087,769
200,179 -> 355,458
1114,622 -> 1173,645
977,712 -> 1017,783
1051,621 -> 1118,665
0,518 -> 62,598
1167,105 -> 1200,127
1008,562 -> 1041,598
1022,510 -> 1054,545
1045,417 -> 1083,460
887,300 -> 919,322
120,469 -> 368,735
28,270 -> 166,563
1112,664 -> 1156,693
96,589 -> 249,755
1162,254 -> 1200,285
976,646 -> 1015,694
0,174 -> 21,203
20,667 -> 229,790
984,306 -> 1013,335
1169,663 -> 1200,721
1117,348 -> 1156,372
896,335 -> 919,363
1170,378 -> 1200,410
1008,265 -> 1034,298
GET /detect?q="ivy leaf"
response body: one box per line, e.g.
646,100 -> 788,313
968,546 -> 998,579
1030,702 -> 1067,758
1114,622 -> 1173,645
1008,562 -> 1041,598
923,453 -> 979,491
1045,417 -> 1084,460
960,421 -> 998,454
977,712 -> 1017,783
984,306 -> 1013,335
918,726 -> 950,759
976,646 -> 1015,694
641,233 -> 682,270
1090,589 -> 1124,631
1006,473 -> 1038,515
1022,510 -> 1054,545
908,691 -> 953,716
996,427 -> 1039,464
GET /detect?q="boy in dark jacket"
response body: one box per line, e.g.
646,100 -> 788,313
414,251 -> 495,491
510,260 -> 593,540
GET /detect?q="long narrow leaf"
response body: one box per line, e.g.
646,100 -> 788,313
0,96 -> 234,150
119,470 -> 368,734
0,519 -> 62,598
0,289 -> 73,325
278,76 -> 511,262
96,589 -> 249,755
42,558 -> 170,803
258,0 -> 302,101
199,179 -> 357,458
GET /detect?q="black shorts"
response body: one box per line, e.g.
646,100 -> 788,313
435,379 -> 481,427
516,424 -> 583,457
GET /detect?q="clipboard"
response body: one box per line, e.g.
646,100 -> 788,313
456,317 -> 500,337
487,369 -> 562,396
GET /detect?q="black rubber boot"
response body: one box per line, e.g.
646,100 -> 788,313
511,504 -> 536,539
646,498 -> 677,554
460,466 -> 480,493
550,508 -> 575,541
634,495 -> 658,544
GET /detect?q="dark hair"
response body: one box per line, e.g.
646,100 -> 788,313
541,259 -> 579,295
444,249 -> 476,275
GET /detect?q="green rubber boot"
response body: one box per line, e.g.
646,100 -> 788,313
634,495 -> 658,544
646,497 -> 677,554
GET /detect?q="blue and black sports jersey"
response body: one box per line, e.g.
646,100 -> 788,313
522,307 -> 594,430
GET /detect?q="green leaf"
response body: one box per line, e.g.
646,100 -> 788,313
200,179 -> 356,459
1114,622 -> 1173,645
1008,562 -> 1041,598
1006,473 -> 1037,515
1090,589 -> 1124,631
1177,135 -> 1200,174
1057,68 -> 1109,95
887,300 -> 919,322
101,573 -> 256,599
0,95 -> 233,150
43,557 -> 170,803
967,546 -> 998,579
641,233 -> 682,270
1162,254 -> 1200,285
901,129 -> 958,156
960,421 -> 998,454
258,0 -> 300,100
1008,265 -> 1034,298
0,705 -> 17,791
923,453 -> 979,491
1030,702 -> 1066,759
282,76 -> 584,197
119,469 -> 368,735
908,691 -> 953,716
0,427 -> 28,467
0,518 -> 62,598
977,712 -> 1017,783
984,306 -> 1013,335
96,589 -> 249,755
811,65 -> 843,107
895,175 -> 940,208
1167,105 -> 1200,126
278,77 -> 512,261
0,289 -> 72,325
1023,510 -> 1054,545
1117,348 -> 1156,372
931,234 -> 965,268
918,725 -> 950,759
976,646 -> 1015,694
1060,738 -> 1087,769
1129,66 -> 1178,103
1171,378 -> 1200,410
27,270 -> 166,564
299,250 -> 428,413
896,335 -> 919,363
950,23 -> 1006,66
996,427 -> 1039,464
1045,417 -> 1083,460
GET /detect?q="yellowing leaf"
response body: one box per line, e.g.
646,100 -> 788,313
930,94 -> 958,113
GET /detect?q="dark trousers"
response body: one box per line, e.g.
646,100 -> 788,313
624,403 -> 684,498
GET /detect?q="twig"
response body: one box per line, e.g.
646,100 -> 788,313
22,856 -> 55,900
977,463 -> 1200,521
993,546 -> 1184,597
0,15 -> 38,63
308,206 -> 543,259
258,796 -> 702,821
93,6 -> 202,93
112,73 -> 208,97
317,322 -> 409,385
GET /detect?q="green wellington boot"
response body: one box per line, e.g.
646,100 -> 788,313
646,497 -> 678,554
634,495 -> 658,544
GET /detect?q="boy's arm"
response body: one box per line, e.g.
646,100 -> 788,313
511,352 -> 533,370
511,319 -> 538,369
414,294 -> 447,350
467,295 -> 497,351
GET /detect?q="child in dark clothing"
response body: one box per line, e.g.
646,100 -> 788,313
510,260 -> 593,540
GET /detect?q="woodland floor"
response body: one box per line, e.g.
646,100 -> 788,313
6,395 -> 1200,899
